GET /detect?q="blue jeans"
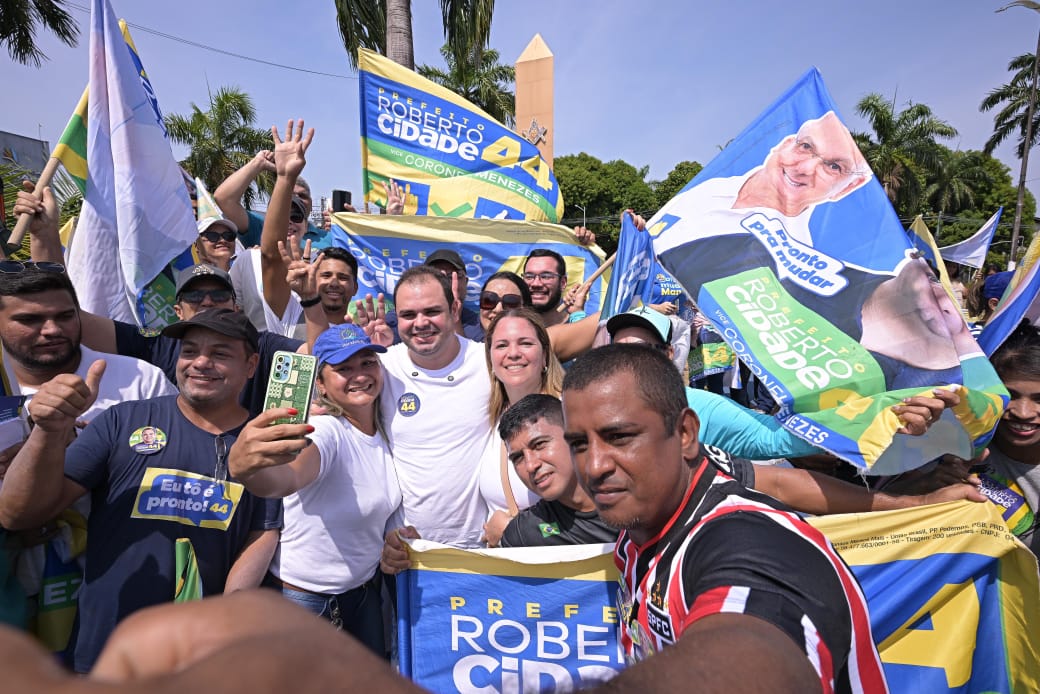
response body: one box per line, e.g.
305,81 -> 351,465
274,576 -> 386,658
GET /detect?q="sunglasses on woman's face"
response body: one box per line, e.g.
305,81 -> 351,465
479,291 -> 523,311
200,230 -> 237,243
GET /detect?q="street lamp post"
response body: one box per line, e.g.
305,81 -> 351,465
999,1 -> 1040,270
575,204 -> 586,228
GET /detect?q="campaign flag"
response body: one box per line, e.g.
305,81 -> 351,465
810,501 -> 1040,693
174,538 -> 203,602
599,213 -> 655,320
939,208 -> 1002,269
397,541 -> 623,692
647,68 -> 1007,474
977,227 -> 1040,355
358,48 -> 564,223
906,215 -> 959,306
67,0 -> 196,326
52,87 -> 89,194
329,213 -> 607,314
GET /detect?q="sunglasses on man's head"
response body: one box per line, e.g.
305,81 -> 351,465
178,289 -> 234,305
480,291 -> 523,311
289,210 -> 307,224
0,260 -> 66,274
200,229 -> 237,243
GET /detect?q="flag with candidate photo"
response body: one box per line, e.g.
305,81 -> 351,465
646,68 -> 1006,474
358,48 -> 564,223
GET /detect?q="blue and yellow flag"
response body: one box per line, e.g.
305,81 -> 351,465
978,224 -> 1040,355
647,68 -> 1007,474
329,213 -> 607,314
811,501 -> 1039,693
398,541 -> 623,691
358,48 -> 564,223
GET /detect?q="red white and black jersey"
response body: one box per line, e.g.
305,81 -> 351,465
614,458 -> 888,694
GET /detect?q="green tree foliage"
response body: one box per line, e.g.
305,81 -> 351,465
0,0 -> 78,67
554,152 -> 655,254
981,53 -> 1040,159
164,87 -> 273,209
418,43 -> 515,127
854,93 -> 958,218
653,160 -> 703,208
334,0 -> 494,70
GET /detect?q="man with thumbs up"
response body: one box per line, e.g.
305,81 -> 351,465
0,308 -> 281,673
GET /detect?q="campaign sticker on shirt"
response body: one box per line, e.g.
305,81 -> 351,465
397,393 -> 420,417
132,467 -> 243,530
129,426 -> 167,455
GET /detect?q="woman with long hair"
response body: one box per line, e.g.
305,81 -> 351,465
479,308 -> 565,545
228,324 -> 399,654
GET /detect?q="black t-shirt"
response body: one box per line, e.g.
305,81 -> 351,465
113,321 -> 302,416
501,449 -> 756,548
501,500 -> 617,547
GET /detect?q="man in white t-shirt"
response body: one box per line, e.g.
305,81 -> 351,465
376,266 -> 494,554
0,264 -> 176,427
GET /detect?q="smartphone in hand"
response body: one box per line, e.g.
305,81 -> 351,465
263,352 -> 317,425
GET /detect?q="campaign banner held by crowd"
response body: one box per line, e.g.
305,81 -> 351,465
329,213 -> 607,314
811,501 -> 1040,693
358,48 -> 564,223
397,541 -> 623,692
647,68 -> 1007,474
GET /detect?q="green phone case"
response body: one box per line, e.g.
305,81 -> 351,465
263,351 -> 317,425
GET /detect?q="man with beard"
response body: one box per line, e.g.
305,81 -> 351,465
0,263 -> 175,425
522,249 -> 572,328
0,309 -> 281,672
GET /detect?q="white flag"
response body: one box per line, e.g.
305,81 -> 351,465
67,0 -> 196,324
938,208 -> 1002,269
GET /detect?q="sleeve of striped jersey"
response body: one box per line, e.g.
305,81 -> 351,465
676,512 -> 854,671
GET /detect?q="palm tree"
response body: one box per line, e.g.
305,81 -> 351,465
164,87 -> 273,208
924,150 -> 992,237
854,93 -> 958,216
334,0 -> 495,70
418,43 -> 515,126
0,0 -> 78,67
981,53 -> 1040,158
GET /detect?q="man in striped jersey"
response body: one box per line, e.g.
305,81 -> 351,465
561,344 -> 888,693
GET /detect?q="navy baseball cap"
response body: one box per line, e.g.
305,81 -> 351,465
313,324 -> 387,368
983,271 -> 1013,301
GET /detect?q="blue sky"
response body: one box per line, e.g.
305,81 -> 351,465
3,0 -> 1038,221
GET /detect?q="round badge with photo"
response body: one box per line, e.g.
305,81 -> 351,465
129,425 -> 167,455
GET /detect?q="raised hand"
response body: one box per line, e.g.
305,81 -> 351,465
279,239 -> 322,301
14,187 -> 59,240
573,225 -> 596,246
386,179 -> 405,215
353,293 -> 393,347
271,119 -> 315,180
27,360 -> 106,433
253,149 -> 277,174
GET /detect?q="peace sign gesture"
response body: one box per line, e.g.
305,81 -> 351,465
279,238 -> 322,301
271,118 -> 315,180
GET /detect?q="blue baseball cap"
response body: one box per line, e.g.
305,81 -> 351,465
983,271 -> 1013,301
313,324 -> 386,368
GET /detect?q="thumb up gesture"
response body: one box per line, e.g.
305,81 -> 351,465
27,360 -> 106,433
